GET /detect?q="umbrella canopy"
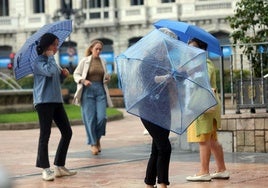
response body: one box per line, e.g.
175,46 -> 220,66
115,29 -> 217,135
14,20 -> 73,80
154,19 -> 222,56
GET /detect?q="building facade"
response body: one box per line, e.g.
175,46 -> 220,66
0,0 -> 237,73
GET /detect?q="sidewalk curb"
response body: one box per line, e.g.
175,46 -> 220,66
0,113 -> 124,130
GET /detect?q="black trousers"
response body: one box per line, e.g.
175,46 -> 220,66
141,118 -> 171,186
35,103 -> 72,168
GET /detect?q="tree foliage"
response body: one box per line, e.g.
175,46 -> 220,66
227,0 -> 268,77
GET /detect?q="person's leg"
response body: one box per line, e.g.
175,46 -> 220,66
95,83 -> 107,151
186,124 -> 212,181
211,140 -> 226,172
142,119 -> 157,186
142,118 -> 171,186
186,139 -> 212,181
81,86 -> 97,146
210,122 -> 226,172
35,103 -> 55,181
210,122 -> 229,179
53,103 -> 72,167
95,97 -> 106,152
35,103 -> 54,168
145,139 -> 158,186
156,134 -> 171,185
198,141 -> 211,175
52,103 -> 77,177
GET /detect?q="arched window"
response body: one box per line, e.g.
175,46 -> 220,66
59,41 -> 78,73
0,45 -> 12,68
128,37 -> 142,47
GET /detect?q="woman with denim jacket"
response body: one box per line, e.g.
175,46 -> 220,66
32,33 -> 76,181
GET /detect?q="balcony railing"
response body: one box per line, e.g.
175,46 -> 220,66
82,7 -> 118,27
23,14 -> 50,30
0,17 -> 18,32
150,3 -> 181,21
118,6 -> 147,25
181,0 -> 235,19
0,14 -> 49,32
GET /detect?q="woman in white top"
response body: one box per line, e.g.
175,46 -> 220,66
73,40 -> 113,155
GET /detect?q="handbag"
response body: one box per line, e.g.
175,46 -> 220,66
187,87 -> 218,114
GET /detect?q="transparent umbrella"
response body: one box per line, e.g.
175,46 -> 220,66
115,29 -> 217,135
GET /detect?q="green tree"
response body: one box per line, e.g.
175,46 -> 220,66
227,0 -> 268,77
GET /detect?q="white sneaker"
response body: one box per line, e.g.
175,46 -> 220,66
42,168 -> 54,181
143,129 -> 149,135
54,166 -> 77,177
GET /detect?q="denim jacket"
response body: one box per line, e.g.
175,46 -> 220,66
32,55 -> 63,106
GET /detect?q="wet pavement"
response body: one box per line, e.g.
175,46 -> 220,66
1,109 -> 268,188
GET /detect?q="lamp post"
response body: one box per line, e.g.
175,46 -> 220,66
62,0 -> 72,19
53,1 -> 84,73
53,0 -> 84,24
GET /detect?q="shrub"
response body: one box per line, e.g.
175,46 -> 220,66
108,73 -> 119,88
62,74 -> 76,94
17,76 -> 34,89
0,79 -> 11,89
216,69 -> 250,93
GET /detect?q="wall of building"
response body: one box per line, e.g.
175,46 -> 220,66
0,0 -> 238,71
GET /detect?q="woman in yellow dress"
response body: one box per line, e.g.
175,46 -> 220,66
186,38 -> 229,182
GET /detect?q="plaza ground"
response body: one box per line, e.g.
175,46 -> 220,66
0,109 -> 268,188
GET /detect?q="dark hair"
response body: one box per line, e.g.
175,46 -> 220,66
188,38 -> 208,50
36,33 -> 58,55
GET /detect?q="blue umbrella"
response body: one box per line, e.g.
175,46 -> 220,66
14,20 -> 73,80
154,19 -> 222,56
115,29 -> 217,135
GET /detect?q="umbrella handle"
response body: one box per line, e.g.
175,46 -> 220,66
154,74 -> 170,83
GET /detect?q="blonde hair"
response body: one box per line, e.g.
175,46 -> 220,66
85,40 -> 104,56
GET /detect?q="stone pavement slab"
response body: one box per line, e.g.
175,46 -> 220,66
1,109 -> 268,188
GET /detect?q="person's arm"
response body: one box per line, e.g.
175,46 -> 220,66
33,55 -> 59,77
73,58 -> 86,84
154,74 -> 171,83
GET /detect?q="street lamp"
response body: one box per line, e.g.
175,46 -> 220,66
53,0 -> 84,24
61,0 -> 72,19
52,1 -> 84,73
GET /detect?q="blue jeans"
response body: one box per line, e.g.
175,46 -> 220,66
81,82 -> 107,145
